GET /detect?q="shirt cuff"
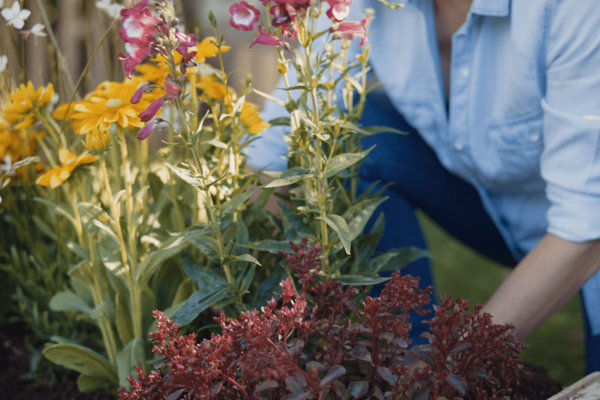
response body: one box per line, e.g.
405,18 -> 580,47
546,182 -> 600,242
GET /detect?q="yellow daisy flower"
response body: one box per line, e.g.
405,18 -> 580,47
1,82 -> 54,130
240,102 -> 270,134
67,81 -> 154,134
36,148 -> 98,189
197,75 -> 228,100
195,37 -> 231,63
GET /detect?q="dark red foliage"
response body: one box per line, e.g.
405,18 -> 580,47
120,240 -> 531,400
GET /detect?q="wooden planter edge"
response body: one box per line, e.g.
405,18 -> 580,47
547,371 -> 600,400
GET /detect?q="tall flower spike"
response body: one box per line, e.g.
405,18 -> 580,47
229,1 -> 260,31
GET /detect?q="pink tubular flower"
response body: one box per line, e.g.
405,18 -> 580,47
131,83 -> 148,104
229,1 -> 260,31
119,0 -> 160,45
119,0 -> 161,79
137,120 -> 156,140
165,81 -> 181,100
139,96 -> 165,122
326,0 -> 352,22
250,26 -> 291,51
330,15 -> 369,46
174,31 -> 196,55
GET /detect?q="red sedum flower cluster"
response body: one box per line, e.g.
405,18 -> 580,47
120,239 -> 530,400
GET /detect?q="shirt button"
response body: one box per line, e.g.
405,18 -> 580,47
454,141 -> 464,151
460,67 -> 470,77
529,132 -> 540,141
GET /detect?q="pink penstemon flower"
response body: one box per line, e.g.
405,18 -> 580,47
250,26 -> 291,51
229,1 -> 260,31
118,0 -> 160,78
330,15 -> 369,46
139,96 -> 165,122
325,0 -> 352,22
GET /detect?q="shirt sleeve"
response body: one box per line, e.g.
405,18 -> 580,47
541,0 -> 600,242
245,0 -> 367,172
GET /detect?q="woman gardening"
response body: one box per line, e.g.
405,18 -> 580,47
245,0 -> 600,375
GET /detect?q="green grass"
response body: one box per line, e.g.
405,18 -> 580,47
416,211 -> 585,386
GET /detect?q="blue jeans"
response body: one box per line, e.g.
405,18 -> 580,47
361,91 -> 597,373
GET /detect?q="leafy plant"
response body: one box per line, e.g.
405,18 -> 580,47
120,239 -> 530,400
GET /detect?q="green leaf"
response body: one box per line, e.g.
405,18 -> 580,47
337,275 -> 390,286
221,190 -> 253,215
317,215 -> 351,255
263,167 -> 311,188
116,339 -> 145,389
148,172 -> 164,201
268,117 -> 291,126
370,247 -> 432,273
166,163 -> 204,187
66,242 -> 89,260
33,197 -> 77,228
43,344 -> 118,383
227,253 -> 262,266
31,215 -> 57,241
172,288 -> 230,326
240,240 -> 294,254
115,292 -> 134,345
343,197 -> 387,242
136,236 -> 186,285
182,252 -> 228,288
77,374 -> 114,393
324,146 -> 374,179
49,291 -> 92,314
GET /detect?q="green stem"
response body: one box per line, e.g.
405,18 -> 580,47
33,131 -> 56,168
58,18 -> 118,137
35,110 -> 64,148
116,126 -> 137,276
311,89 -> 329,271
100,158 -> 142,339
35,0 -> 78,97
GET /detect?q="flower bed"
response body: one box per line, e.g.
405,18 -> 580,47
0,0 -> 573,399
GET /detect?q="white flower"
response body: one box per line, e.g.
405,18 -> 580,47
30,23 -> 46,37
0,55 -> 7,72
1,1 -> 31,30
96,0 -> 124,20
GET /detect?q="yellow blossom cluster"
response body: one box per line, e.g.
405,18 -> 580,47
1,82 -> 54,130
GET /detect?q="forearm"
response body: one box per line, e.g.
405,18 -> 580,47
482,233 -> 600,339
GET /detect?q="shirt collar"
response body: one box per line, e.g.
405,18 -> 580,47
470,0 -> 511,17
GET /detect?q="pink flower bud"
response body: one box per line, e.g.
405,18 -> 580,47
137,120 -> 156,140
229,1 -> 260,31
139,96 -> 165,122
165,81 -> 181,100
267,297 -> 278,309
131,83 -> 148,104
250,26 -> 291,52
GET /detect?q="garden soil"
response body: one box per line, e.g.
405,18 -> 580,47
464,362 -> 564,400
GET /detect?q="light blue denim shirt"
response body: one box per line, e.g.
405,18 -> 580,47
246,0 -> 600,333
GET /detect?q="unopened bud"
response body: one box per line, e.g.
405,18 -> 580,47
83,129 -> 110,152
208,10 -> 217,29
172,17 -> 180,26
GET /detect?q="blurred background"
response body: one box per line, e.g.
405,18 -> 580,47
0,0 -> 585,386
